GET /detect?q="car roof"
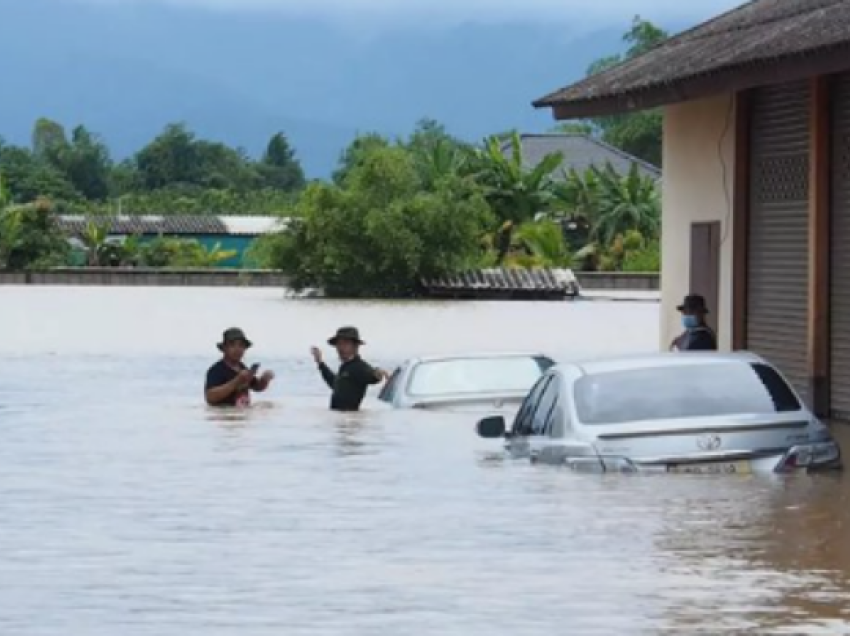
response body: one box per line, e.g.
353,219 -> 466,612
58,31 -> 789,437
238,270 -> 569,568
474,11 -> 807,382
407,351 -> 551,364
555,351 -> 766,376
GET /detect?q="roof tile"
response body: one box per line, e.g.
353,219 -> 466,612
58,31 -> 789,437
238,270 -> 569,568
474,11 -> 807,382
535,0 -> 850,114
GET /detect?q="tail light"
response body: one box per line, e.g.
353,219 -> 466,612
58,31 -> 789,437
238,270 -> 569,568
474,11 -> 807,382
776,441 -> 841,472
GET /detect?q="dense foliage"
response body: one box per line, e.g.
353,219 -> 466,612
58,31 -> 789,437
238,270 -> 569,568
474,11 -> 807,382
250,118 -> 661,295
0,198 -> 70,270
251,142 -> 494,297
0,121 -> 305,214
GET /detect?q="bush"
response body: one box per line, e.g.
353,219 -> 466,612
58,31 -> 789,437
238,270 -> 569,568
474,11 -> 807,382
621,239 -> 661,272
0,198 -> 70,270
139,237 -> 237,268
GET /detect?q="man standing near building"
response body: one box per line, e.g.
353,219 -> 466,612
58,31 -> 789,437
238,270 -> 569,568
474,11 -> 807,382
205,328 -> 274,407
311,326 -> 388,411
670,294 -> 718,352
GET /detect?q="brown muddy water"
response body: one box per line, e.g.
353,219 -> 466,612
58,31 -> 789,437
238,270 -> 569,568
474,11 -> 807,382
0,287 -> 848,635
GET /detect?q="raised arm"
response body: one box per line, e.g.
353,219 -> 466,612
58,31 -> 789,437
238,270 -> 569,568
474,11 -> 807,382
318,362 -> 337,389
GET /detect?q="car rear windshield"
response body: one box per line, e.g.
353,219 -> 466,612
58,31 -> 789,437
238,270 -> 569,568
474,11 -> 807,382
574,362 -> 802,425
407,356 -> 551,397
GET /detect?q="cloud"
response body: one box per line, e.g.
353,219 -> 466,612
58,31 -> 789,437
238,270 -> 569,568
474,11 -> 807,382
72,0 -> 743,29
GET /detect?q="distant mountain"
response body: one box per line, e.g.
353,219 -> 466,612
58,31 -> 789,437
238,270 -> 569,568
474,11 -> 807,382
0,0 -> 664,178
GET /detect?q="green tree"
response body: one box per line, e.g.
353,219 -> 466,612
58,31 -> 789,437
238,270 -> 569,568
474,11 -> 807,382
404,119 -> 475,188
31,118 -> 69,165
259,132 -> 306,191
0,198 -> 70,270
591,163 -> 660,246
63,127 -> 112,200
255,145 -> 493,297
471,131 -> 563,225
135,123 -> 201,189
586,16 -> 668,167
555,162 -> 660,271
332,133 -> 390,185
80,216 -> 112,265
0,146 -> 79,203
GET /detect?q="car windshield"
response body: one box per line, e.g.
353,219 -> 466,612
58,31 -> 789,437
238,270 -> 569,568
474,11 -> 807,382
574,362 -> 802,425
407,356 -> 550,397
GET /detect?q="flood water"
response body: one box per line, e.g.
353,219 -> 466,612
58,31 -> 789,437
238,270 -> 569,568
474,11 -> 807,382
1,287 -> 849,635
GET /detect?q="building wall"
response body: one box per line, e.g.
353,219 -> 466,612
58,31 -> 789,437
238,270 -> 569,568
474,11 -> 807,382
660,94 -> 737,350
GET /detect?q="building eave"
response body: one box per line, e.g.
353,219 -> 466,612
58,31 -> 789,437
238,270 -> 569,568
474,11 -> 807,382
535,44 -> 850,120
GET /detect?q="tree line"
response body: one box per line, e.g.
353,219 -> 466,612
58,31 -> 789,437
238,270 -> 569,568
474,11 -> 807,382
0,121 -> 305,214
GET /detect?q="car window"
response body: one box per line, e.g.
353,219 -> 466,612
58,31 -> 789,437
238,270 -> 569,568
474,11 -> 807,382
574,362 -> 803,425
512,375 -> 552,436
407,356 -> 546,397
378,367 -> 402,403
529,377 -> 560,436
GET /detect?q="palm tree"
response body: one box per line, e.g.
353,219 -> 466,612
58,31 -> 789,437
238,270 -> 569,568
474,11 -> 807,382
591,163 -> 660,246
413,138 -> 472,189
81,216 -> 112,266
471,131 -> 563,264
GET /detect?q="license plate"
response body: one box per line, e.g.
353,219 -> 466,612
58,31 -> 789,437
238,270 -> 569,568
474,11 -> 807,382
667,460 -> 752,475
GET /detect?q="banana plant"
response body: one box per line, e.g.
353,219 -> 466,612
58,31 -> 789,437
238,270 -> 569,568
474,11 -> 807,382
81,216 -> 113,266
590,163 -> 660,246
470,131 -> 563,263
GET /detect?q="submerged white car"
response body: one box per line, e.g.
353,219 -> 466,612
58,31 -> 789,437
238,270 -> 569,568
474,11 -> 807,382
476,352 -> 842,474
378,352 -> 555,414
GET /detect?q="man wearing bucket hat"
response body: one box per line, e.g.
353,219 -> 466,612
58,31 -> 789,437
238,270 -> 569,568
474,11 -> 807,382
311,326 -> 388,411
670,294 -> 717,352
205,328 -> 274,407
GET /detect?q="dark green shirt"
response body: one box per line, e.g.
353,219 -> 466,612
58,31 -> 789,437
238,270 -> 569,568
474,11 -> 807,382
319,356 -> 381,411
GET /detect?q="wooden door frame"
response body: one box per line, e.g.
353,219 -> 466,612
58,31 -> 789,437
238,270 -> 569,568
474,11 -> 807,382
690,221 -> 722,338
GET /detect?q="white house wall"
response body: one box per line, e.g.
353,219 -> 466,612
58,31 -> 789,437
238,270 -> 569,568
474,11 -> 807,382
660,94 -> 737,351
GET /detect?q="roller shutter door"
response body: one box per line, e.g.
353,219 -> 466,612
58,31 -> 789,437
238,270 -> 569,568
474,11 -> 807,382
747,82 -> 810,403
831,73 -> 850,421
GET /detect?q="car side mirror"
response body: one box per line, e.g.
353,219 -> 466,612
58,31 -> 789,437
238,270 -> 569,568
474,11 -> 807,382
477,415 -> 506,439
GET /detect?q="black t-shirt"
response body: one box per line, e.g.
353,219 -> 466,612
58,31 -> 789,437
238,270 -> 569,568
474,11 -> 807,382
318,356 -> 381,411
205,359 -> 258,407
679,326 -> 718,351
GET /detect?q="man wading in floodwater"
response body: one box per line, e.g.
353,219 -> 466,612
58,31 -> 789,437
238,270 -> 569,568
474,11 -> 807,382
205,328 -> 274,407
311,326 -> 388,412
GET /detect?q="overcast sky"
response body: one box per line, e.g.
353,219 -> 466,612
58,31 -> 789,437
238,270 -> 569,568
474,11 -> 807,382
71,0 -> 743,29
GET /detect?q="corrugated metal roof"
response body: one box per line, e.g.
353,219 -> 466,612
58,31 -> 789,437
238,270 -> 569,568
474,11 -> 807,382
534,0 -> 850,117
502,134 -> 660,178
57,215 -> 287,236
219,216 -> 289,235
423,268 -> 578,292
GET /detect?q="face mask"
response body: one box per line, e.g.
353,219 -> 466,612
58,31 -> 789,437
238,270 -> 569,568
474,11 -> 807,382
682,315 -> 699,330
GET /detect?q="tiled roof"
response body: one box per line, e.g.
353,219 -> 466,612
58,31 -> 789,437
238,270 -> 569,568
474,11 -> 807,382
534,0 -> 850,117
503,134 -> 660,178
57,215 -> 286,236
